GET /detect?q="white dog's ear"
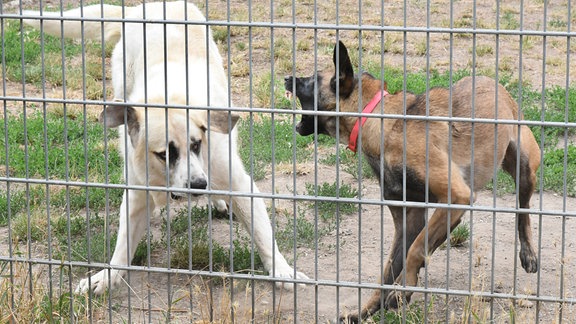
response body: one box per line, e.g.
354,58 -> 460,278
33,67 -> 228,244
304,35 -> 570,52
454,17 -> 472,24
207,111 -> 240,134
100,104 -> 140,147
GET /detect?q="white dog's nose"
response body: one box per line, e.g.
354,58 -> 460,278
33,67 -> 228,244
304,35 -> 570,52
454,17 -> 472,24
187,178 -> 207,196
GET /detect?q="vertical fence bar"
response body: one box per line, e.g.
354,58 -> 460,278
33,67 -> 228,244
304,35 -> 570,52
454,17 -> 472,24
559,1 -> 572,322
356,0 -> 364,319
446,0 -> 455,321
536,1 -> 549,322
0,0 -> 16,315
378,2 -> 387,323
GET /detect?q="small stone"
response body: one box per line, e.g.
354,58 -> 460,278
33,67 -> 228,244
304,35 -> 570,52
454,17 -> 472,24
516,299 -> 534,308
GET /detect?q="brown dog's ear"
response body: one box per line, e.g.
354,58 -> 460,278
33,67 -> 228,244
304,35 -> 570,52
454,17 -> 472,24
207,111 -> 240,134
332,41 -> 355,97
100,103 -> 140,147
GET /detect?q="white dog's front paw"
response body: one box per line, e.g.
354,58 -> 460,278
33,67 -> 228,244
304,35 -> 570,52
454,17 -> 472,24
272,264 -> 309,290
75,269 -> 123,295
213,199 -> 228,213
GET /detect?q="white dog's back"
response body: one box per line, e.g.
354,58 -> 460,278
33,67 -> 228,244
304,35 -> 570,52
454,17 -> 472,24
23,1 -> 205,43
23,1 -> 226,107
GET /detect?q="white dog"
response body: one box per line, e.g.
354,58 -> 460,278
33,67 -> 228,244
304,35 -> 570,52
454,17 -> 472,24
24,1 -> 308,294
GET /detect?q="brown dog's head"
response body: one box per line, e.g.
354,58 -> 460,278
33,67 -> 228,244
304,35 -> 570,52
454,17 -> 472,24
100,103 -> 239,204
284,41 -> 358,138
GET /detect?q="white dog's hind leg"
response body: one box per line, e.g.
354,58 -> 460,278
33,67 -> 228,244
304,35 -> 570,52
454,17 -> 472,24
75,189 -> 153,295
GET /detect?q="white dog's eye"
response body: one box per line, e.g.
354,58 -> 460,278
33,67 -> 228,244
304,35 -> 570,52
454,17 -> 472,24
190,140 -> 201,154
154,151 -> 167,162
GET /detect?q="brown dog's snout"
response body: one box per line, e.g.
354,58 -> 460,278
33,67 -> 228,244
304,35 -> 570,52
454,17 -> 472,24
284,75 -> 294,89
295,120 -> 304,133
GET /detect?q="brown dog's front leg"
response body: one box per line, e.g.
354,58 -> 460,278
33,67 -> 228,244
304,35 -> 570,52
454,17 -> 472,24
384,163 -> 472,309
341,207 -> 426,323
385,205 -> 466,309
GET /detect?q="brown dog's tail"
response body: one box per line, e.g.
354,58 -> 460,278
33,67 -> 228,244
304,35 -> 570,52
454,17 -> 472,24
22,4 -> 127,44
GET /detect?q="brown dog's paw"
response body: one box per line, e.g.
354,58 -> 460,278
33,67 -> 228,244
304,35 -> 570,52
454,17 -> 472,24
520,249 -> 538,273
337,313 -> 359,324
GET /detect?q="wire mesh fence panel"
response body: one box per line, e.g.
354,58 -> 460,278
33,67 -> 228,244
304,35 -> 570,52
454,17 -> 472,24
0,0 -> 575,323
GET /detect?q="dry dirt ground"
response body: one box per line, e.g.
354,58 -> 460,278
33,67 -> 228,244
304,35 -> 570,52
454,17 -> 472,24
2,0 -> 576,323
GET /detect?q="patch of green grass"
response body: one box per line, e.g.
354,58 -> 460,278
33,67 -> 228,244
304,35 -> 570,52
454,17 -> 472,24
474,44 -> 494,56
253,72 -> 293,109
50,212 -> 149,265
0,261 -> 108,322
10,208 -> 150,266
52,213 -> 103,263
305,181 -> 358,224
276,183 -> 359,251
370,300 -> 435,323
162,206 -> 264,273
485,170 -> 516,196
0,190 -> 27,226
549,18 -> 567,29
414,40 -> 428,56
521,35 -> 537,52
487,79 -> 576,197
276,209 -> 318,251
454,15 -> 474,29
4,20 -> 110,96
368,67 -> 472,95
37,292 -> 104,322
441,222 -> 470,248
3,20 -> 77,79
271,37 -> 291,63
0,110 -> 115,179
486,145 -> 576,198
50,186 -> 122,212
0,111 -> 124,210
238,116 -> 319,181
542,146 -> 576,197
296,40 -> 310,52
515,84 -> 576,145
11,210 -> 48,242
320,148 -> 375,180
211,26 -> 229,44
500,12 -> 520,30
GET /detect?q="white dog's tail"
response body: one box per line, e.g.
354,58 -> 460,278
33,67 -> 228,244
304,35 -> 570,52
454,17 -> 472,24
22,4 -> 130,44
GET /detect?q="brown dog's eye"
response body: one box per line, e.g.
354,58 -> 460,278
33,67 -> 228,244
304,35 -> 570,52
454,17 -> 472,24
154,151 -> 167,162
190,140 -> 201,154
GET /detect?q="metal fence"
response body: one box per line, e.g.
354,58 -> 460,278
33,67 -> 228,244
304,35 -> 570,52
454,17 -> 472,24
1,0 -> 575,322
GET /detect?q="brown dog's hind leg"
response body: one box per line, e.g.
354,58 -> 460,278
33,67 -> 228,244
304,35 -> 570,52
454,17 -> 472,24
342,207 -> 426,323
502,128 -> 540,273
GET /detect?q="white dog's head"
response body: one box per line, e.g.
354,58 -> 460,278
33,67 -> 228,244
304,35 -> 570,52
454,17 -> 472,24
101,103 -> 239,205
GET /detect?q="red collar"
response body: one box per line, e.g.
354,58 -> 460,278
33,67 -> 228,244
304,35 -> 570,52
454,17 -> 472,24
348,89 -> 389,153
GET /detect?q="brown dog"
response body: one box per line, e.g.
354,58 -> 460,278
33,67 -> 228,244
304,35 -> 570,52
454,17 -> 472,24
285,41 -> 541,323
